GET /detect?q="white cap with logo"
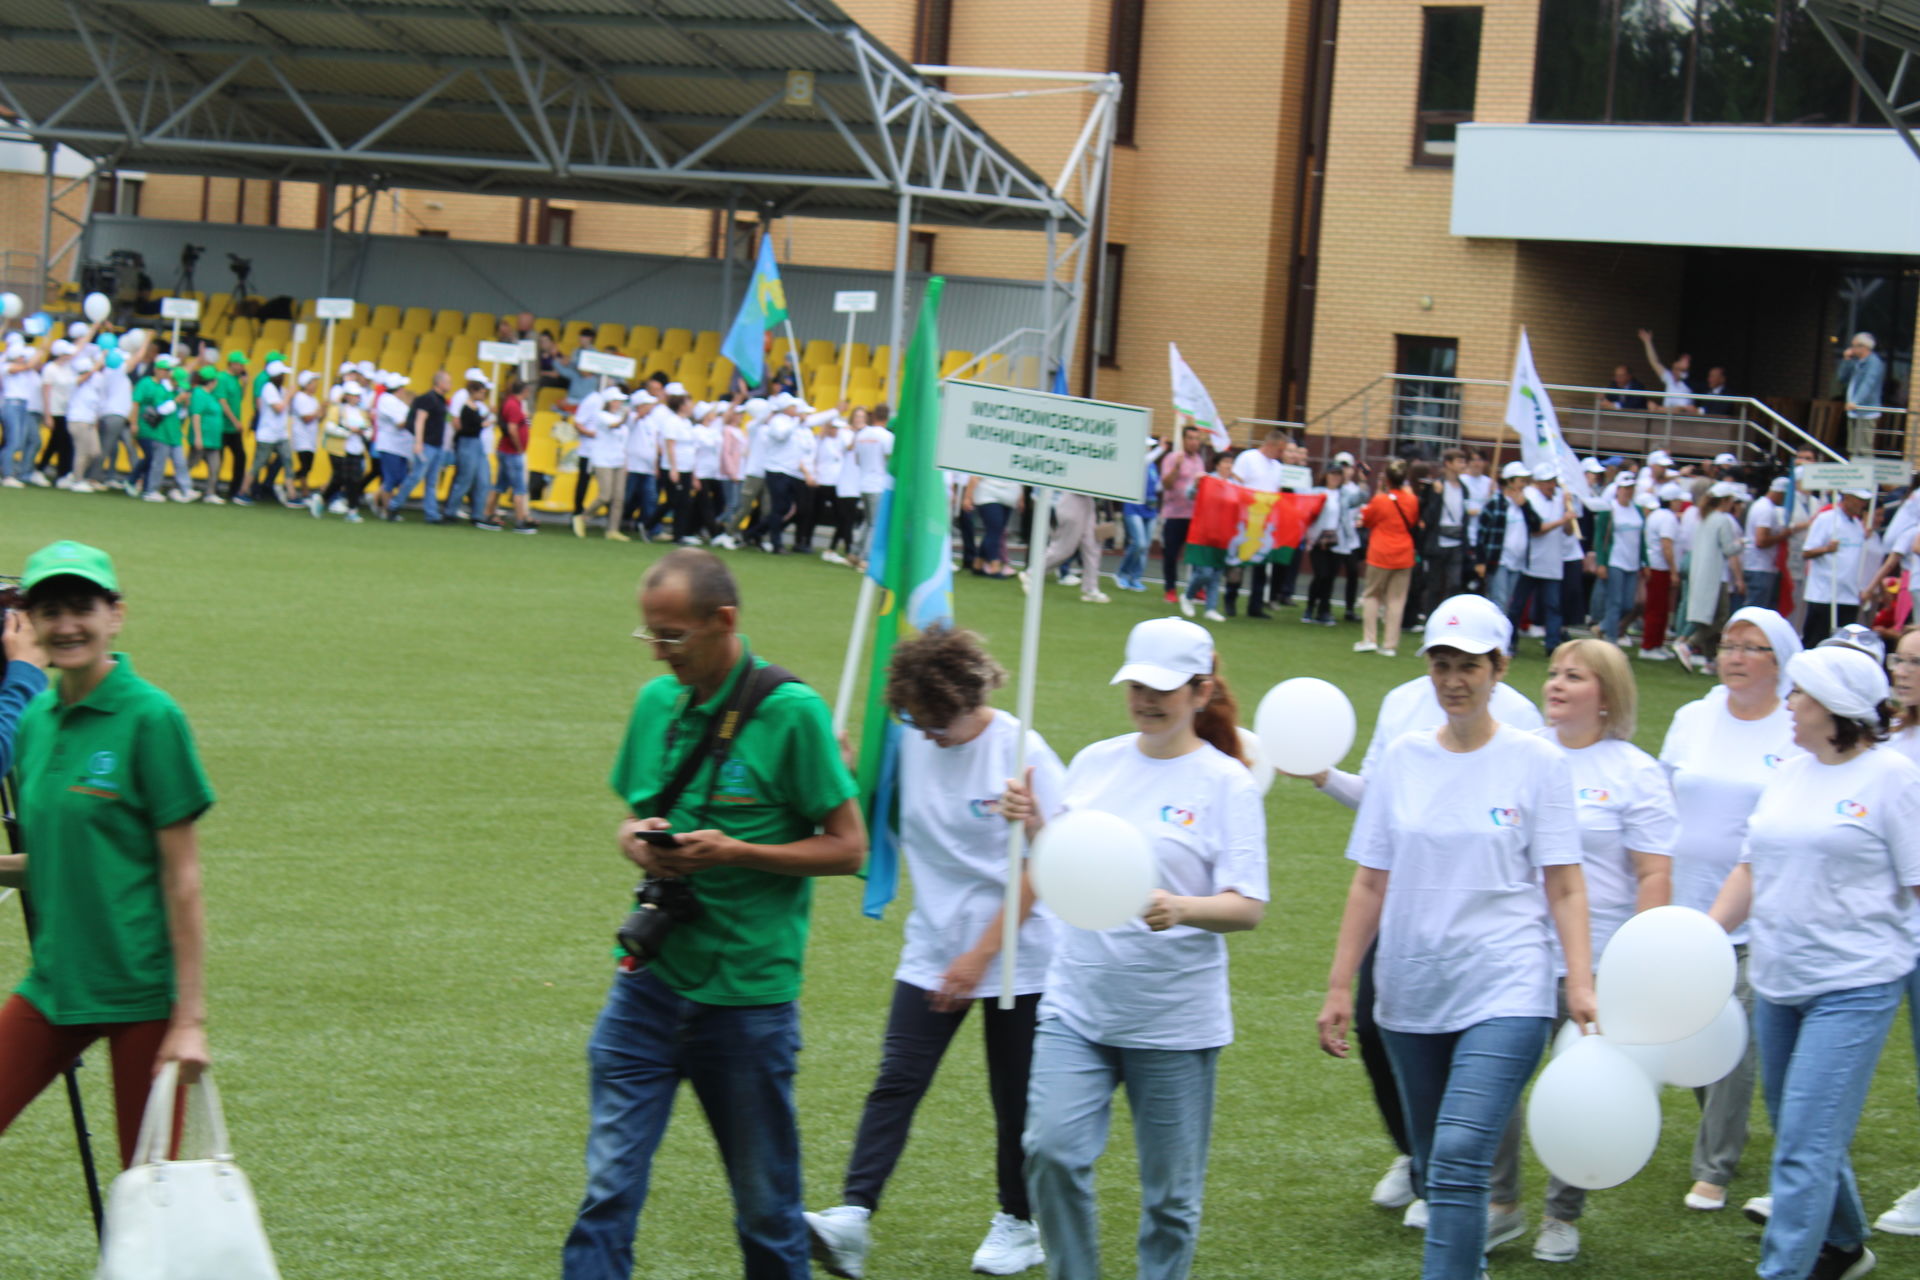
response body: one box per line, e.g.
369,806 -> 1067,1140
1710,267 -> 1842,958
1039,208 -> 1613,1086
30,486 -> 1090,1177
1109,617 -> 1215,692
1500,460 -> 1531,480
1648,449 -> 1674,467
1418,594 -> 1512,656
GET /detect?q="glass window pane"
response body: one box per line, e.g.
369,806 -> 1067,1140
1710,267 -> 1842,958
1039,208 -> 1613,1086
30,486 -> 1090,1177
1532,0 -> 1613,121
1420,7 -> 1484,114
1770,8 -> 1856,124
1691,0 -> 1771,123
1613,0 -> 1693,123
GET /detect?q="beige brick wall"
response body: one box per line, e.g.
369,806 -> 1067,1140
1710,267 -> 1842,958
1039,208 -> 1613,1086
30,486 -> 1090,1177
0,172 -> 97,300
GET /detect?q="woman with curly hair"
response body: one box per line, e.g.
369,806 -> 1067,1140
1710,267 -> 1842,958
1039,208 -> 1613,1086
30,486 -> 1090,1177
808,627 -> 1066,1279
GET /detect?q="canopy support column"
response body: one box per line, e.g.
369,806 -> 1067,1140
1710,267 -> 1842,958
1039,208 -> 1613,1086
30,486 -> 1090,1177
886,189 -> 912,393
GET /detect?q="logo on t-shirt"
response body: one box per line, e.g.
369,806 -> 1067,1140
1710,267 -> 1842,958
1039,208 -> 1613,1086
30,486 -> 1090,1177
1762,754 -> 1785,769
711,758 -> 759,806
88,750 -> 117,777
969,798 -> 1002,819
1836,799 -> 1869,820
1160,805 -> 1197,827
1489,807 -> 1521,828
1576,787 -> 1611,803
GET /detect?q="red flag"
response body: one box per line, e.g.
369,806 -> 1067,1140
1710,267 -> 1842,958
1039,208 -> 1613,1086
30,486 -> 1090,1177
1183,475 -> 1326,567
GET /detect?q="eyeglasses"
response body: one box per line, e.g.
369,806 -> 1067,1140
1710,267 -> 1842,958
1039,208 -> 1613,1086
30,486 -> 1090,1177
1719,645 -> 1774,658
631,623 -> 703,649
1889,655 -> 1920,670
896,708 -> 953,739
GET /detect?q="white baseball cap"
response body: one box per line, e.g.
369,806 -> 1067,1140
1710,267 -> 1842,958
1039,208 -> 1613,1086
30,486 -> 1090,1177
1530,462 -> 1560,481
1714,452 -> 1738,465
71,355 -> 94,373
1500,460 -> 1530,480
1658,482 -> 1687,502
1844,488 -> 1874,501
357,360 -> 377,377
464,366 -> 488,384
664,381 -> 687,396
1768,475 -> 1789,492
50,339 -> 74,356
1615,470 -> 1637,487
297,369 -> 319,386
265,360 -> 290,376
1648,449 -> 1674,466
1334,450 -> 1355,466
1418,594 -> 1511,656
1582,457 -> 1604,474
1109,617 -> 1214,692
340,360 -> 358,374
628,388 -> 655,405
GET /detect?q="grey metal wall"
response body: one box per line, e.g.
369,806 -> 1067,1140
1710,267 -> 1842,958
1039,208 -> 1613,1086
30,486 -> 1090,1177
82,215 -> 1044,357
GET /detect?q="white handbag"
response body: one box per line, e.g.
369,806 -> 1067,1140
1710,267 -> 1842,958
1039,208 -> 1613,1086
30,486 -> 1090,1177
94,1062 -> 282,1280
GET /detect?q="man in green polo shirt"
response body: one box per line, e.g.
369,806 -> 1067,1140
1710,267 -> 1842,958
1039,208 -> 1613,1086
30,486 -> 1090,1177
562,548 -> 865,1280
0,541 -> 215,1167
131,356 -> 191,502
189,367 -> 226,504
213,350 -> 249,501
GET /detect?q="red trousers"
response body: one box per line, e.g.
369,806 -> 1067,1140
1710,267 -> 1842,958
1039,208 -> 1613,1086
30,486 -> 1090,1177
0,993 -> 177,1167
1643,568 -> 1672,652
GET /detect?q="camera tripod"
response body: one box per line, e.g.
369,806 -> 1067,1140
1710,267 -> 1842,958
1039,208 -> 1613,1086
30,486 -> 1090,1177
1,773 -> 105,1238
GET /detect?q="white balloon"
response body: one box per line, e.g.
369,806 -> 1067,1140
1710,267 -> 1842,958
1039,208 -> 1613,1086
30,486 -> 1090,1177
1528,1036 -> 1662,1189
1254,677 -> 1357,776
83,291 -> 111,323
1551,1023 -> 1667,1087
0,292 -> 20,319
1031,809 -> 1156,932
1660,997 -> 1748,1088
1597,906 -> 1736,1045
1235,726 -> 1274,798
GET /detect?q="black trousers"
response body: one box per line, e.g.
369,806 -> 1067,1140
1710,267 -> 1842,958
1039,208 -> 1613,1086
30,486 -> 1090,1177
1421,543 -> 1467,619
37,415 -> 72,476
322,453 -> 366,511
659,473 -> 690,536
1355,942 -> 1411,1159
1161,516 -> 1190,595
571,458 -> 593,516
843,982 -> 1039,1219
764,471 -> 803,550
1307,543 -> 1338,617
224,433 -> 249,497
831,493 -> 859,553
797,485 -> 831,551
1802,601 -> 1859,649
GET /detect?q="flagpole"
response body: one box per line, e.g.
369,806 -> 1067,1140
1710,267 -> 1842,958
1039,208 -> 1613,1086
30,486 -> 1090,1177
832,576 -> 879,737
1000,484 -> 1054,1011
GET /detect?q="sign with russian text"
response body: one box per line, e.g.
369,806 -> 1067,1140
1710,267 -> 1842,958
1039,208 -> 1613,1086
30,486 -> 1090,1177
577,350 -> 637,379
478,341 -> 522,365
159,297 -> 200,320
315,297 -> 355,320
1802,461 -> 1877,491
936,379 -> 1149,501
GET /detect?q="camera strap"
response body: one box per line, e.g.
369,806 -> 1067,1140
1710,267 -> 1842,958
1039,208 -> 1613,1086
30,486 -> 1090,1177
649,653 -> 799,822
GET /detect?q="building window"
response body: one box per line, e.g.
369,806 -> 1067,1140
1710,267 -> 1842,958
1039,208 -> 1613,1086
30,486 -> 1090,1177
415,229 -> 450,238
1532,0 -> 1882,126
1393,335 -> 1461,447
1095,243 -> 1125,367
1414,7 -> 1483,167
90,173 -> 142,216
914,0 -> 952,67
540,205 -> 574,246
1109,0 -> 1146,145
908,231 -> 935,275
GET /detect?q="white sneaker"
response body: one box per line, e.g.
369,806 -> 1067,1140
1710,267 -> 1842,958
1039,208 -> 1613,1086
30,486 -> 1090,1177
1370,1154 -> 1415,1209
1352,640 -> 1378,653
26,471 -> 49,487
1486,1205 -> 1526,1250
1203,608 -> 1226,622
1637,646 -> 1673,661
1,477 -> 23,488
821,549 -> 847,565
1672,639 -> 1698,674
142,491 -> 167,503
970,1212 -> 1044,1275
1178,595 -> 1196,619
55,474 -> 73,490
1532,1216 -> 1580,1262
169,489 -> 194,502
1080,590 -> 1111,604
1017,570 -> 1031,595
203,492 -> 224,504
1379,648 -> 1397,658
1742,1194 -> 1772,1224
328,498 -> 348,515
804,1205 -> 871,1280
70,481 -> 96,495
1059,572 -> 1081,587
1875,1184 -> 1920,1234
1403,1198 -> 1428,1230
308,494 -> 325,517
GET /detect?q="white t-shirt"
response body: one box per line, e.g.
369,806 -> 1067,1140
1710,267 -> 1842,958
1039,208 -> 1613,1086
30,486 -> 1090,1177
855,425 -> 894,494
253,382 -> 289,443
1645,507 -> 1679,572
586,410 -> 628,468
1743,749 -> 1920,1001
974,475 -> 1023,508
1,350 -> 39,402
1534,730 -> 1678,964
42,360 -> 77,416
762,413 -> 808,479
1499,495 -> 1529,572
826,428 -> 861,497
1660,370 -> 1695,409
1804,508 -> 1865,604
624,408 -> 659,472
1660,688 -> 1802,945
1678,506 -> 1701,567
662,415 -> 697,473
289,390 -> 321,452
1320,676 -> 1544,810
1348,724 -> 1582,1033
1462,471 -> 1495,543
1606,499 -> 1645,572
65,374 -> 103,425
1230,449 -> 1283,492
1040,736 -> 1268,1051
372,392 -> 412,455
1522,485 -> 1569,579
1742,497 -> 1783,574
692,420 -> 722,480
336,403 -> 370,455
98,367 -> 133,421
896,711 -> 1067,999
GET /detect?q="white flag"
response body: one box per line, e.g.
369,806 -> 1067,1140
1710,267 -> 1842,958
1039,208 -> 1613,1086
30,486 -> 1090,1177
1504,328 -> 1593,509
1169,342 -> 1230,451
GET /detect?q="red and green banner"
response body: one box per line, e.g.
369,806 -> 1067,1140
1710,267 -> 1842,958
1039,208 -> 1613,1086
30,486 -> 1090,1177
1182,475 -> 1326,567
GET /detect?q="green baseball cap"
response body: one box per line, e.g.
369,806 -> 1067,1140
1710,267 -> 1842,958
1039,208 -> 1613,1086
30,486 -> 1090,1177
225,349 -> 247,363
154,354 -> 178,370
22,541 -> 119,595
264,350 -> 284,363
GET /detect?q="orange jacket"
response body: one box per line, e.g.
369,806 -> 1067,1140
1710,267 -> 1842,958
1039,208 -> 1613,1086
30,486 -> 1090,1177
1361,488 -> 1420,569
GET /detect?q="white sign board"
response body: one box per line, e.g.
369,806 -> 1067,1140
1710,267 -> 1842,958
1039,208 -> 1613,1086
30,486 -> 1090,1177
834,290 -> 879,314
478,341 -> 523,365
294,323 -> 310,344
1873,458 -> 1910,487
1801,461 -> 1877,491
315,297 -> 356,320
517,338 -> 538,362
159,297 -> 200,321
937,379 -> 1149,501
577,350 -> 637,379
1279,463 -> 1313,492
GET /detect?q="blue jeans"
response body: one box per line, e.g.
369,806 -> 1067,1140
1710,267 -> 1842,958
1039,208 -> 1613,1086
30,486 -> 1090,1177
1738,571 -> 1779,615
0,399 -> 34,480
443,437 -> 489,518
622,470 -> 656,532
1023,1017 -> 1219,1280
1908,963 -> 1920,1108
562,968 -> 807,1280
1383,1017 -> 1551,1280
390,444 -> 448,519
1186,565 -> 1222,611
978,502 -> 1012,565
1486,564 -> 1519,615
1753,979 -> 1905,1280
1601,567 -> 1639,642
1506,573 -> 1563,655
1118,512 -> 1151,587
493,452 -> 528,497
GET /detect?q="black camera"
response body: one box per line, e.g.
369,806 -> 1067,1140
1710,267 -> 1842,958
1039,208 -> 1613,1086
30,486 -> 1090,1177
180,243 -> 204,265
616,876 -> 703,964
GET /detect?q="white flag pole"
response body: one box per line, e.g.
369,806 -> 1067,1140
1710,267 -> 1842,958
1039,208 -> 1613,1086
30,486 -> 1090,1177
1000,485 -> 1054,1011
832,576 -> 879,737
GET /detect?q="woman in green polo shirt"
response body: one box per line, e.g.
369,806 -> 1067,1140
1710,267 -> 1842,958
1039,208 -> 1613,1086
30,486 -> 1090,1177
0,541 -> 216,1167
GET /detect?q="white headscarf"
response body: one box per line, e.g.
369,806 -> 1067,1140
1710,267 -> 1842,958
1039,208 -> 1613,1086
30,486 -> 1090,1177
1786,646 -> 1890,722
1723,606 -> 1802,698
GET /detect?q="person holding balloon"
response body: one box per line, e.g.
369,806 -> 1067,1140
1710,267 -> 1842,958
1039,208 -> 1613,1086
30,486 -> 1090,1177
1658,606 -> 1803,1215
1,330 -> 41,488
1003,617 -> 1266,1280
1708,643 -> 1920,1280
1491,637 -> 1678,1264
806,627 -> 1065,1280
91,339 -> 135,491
1319,604 -> 1593,1280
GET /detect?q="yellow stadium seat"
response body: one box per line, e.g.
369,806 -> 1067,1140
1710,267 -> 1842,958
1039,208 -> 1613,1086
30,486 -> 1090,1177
379,336 -> 419,369
307,452 -> 333,489
658,330 -> 693,359
693,330 -> 722,358
641,349 -> 675,381
447,339 -> 481,373
524,431 -> 559,475
432,309 -> 464,337
369,304 -> 402,330
1011,355 -> 1041,389
710,356 -> 735,387
841,342 -> 872,370
802,339 -> 835,368
672,352 -> 707,381
529,410 -> 561,444
531,469 -> 578,513
593,323 -> 627,351
768,337 -> 794,366
560,320 -> 594,349
939,350 -> 973,379
400,307 -> 432,332
870,345 -> 892,373
415,333 -> 450,359
976,353 -> 1010,385
628,325 -> 660,352
534,386 -> 567,413
463,312 -> 496,339
296,298 -> 318,320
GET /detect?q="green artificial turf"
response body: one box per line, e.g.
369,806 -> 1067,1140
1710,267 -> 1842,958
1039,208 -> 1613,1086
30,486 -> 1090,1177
1,489 -> 1914,1279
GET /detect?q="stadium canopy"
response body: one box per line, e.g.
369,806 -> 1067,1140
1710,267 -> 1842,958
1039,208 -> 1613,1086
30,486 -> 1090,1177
0,0 -> 1119,386
1805,0 -> 1920,164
